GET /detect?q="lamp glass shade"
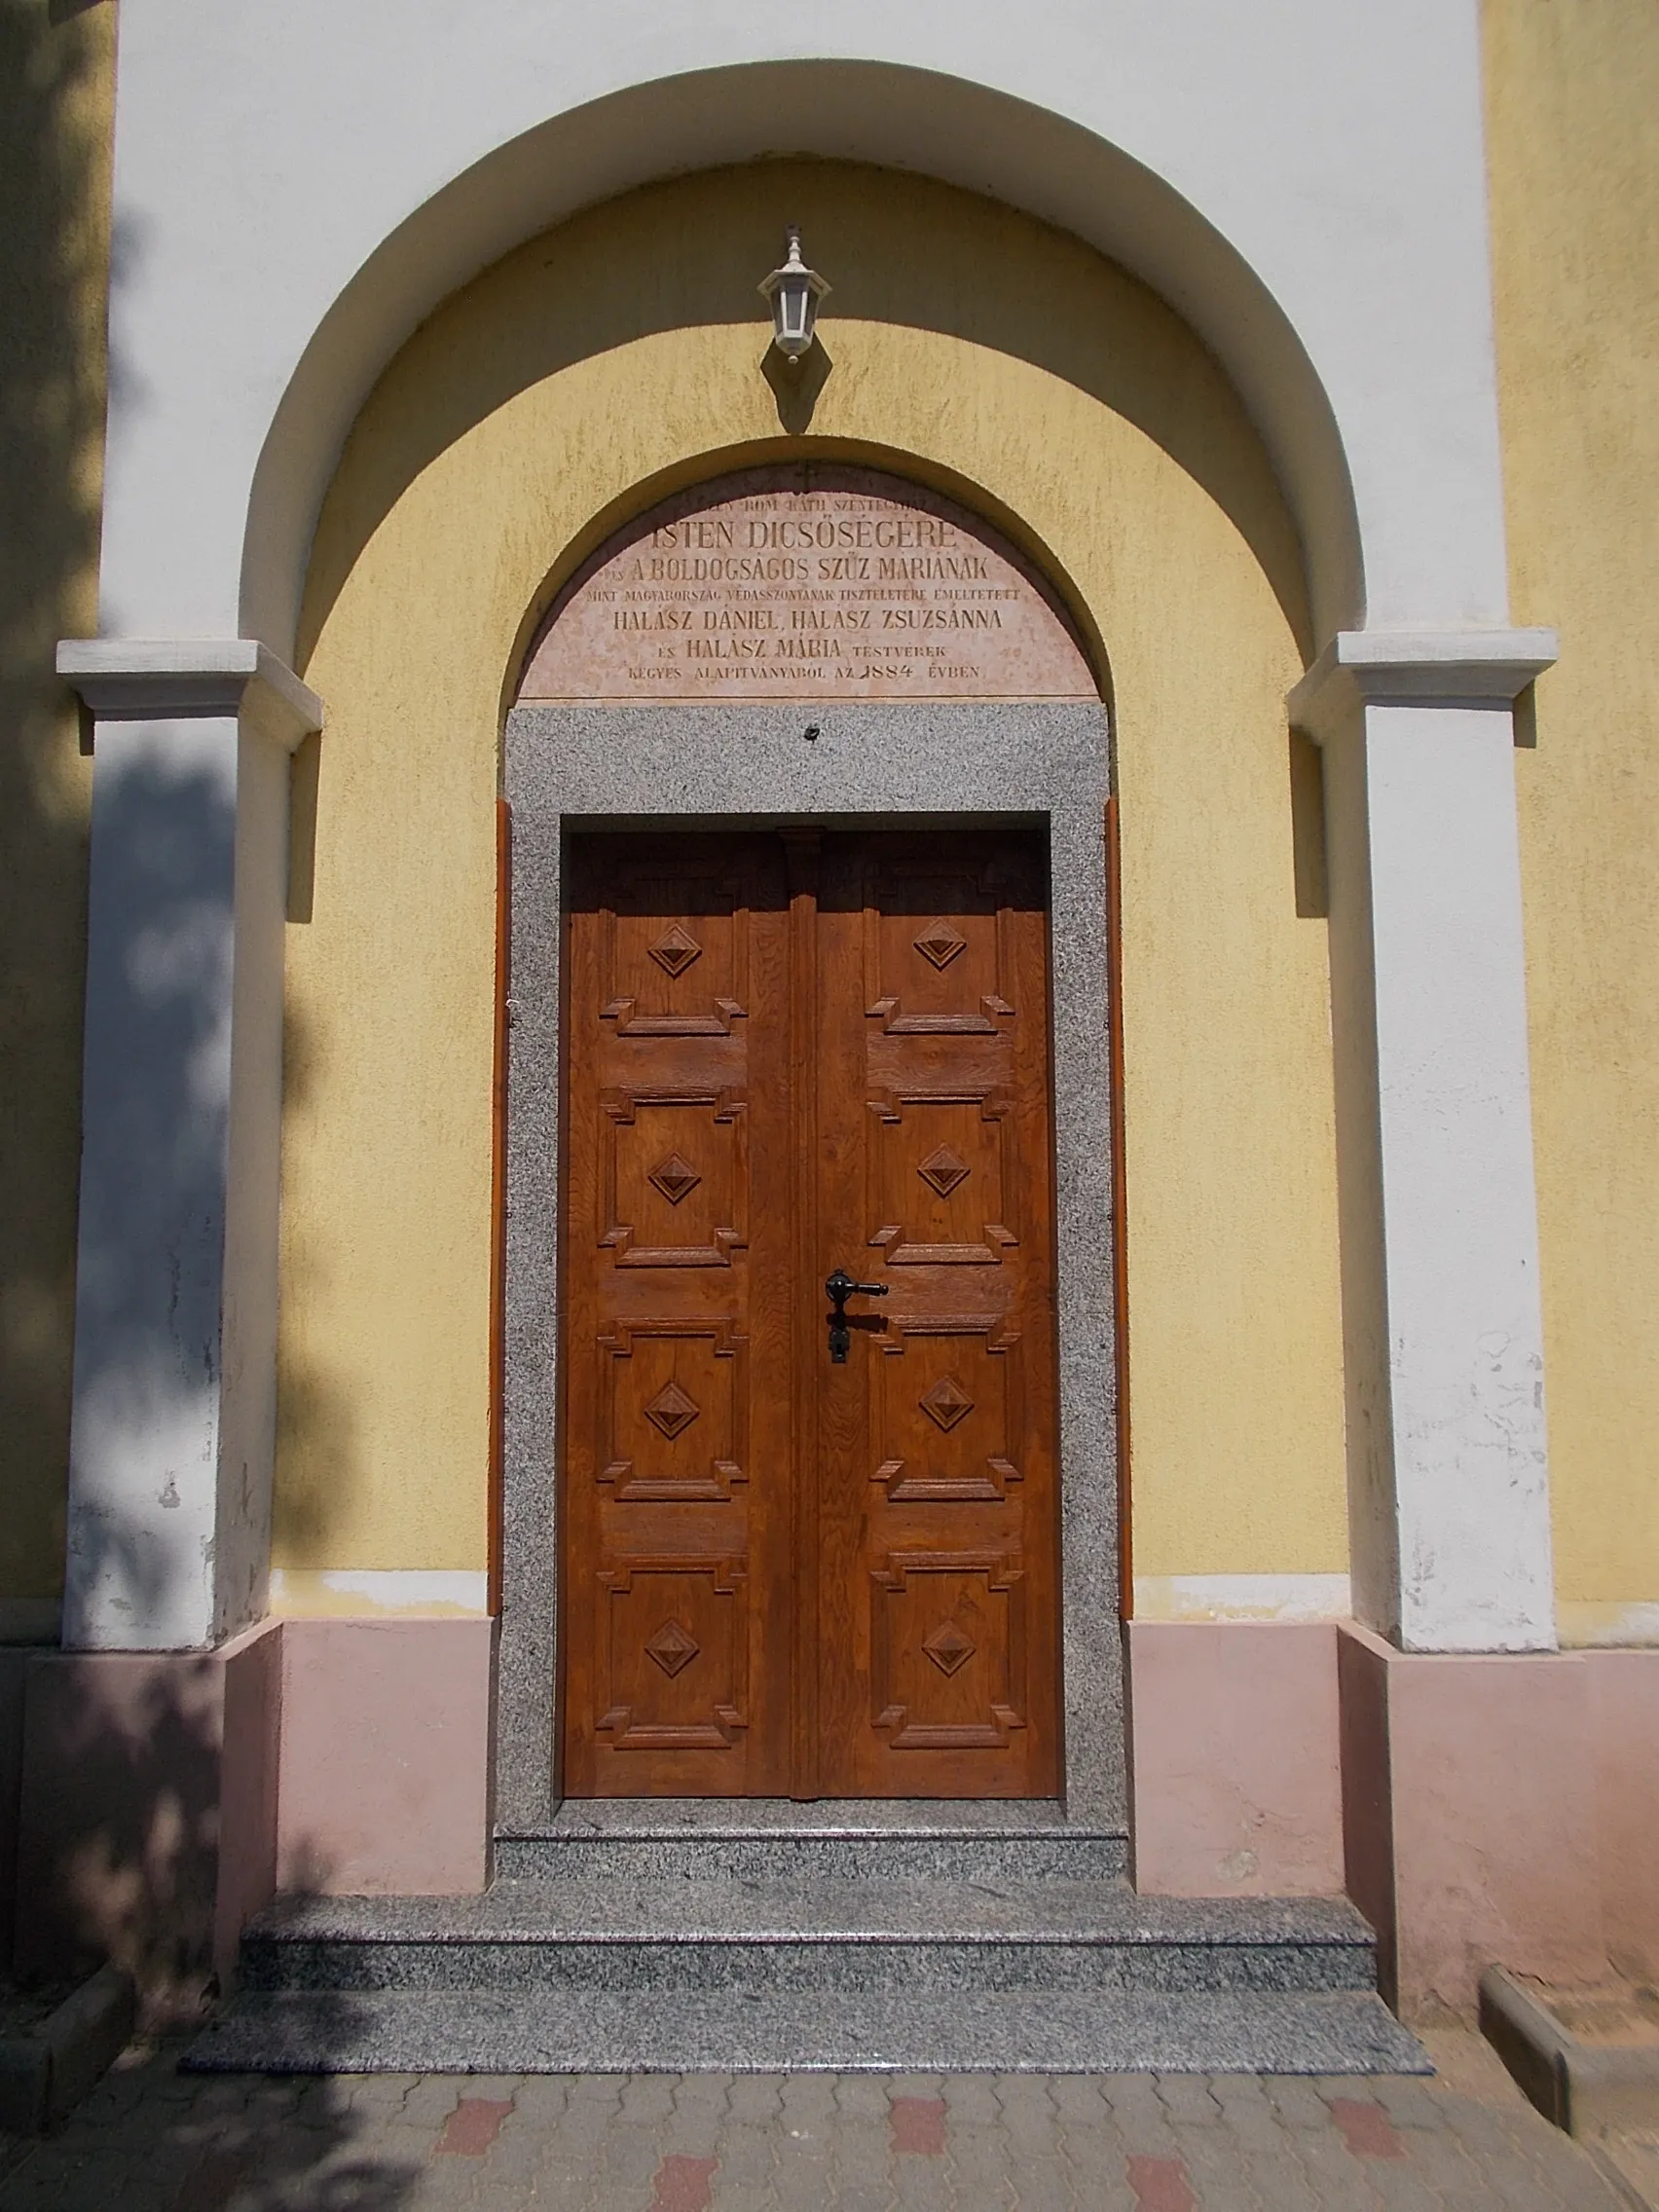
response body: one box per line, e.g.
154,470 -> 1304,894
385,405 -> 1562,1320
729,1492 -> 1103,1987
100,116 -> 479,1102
760,228 -> 830,359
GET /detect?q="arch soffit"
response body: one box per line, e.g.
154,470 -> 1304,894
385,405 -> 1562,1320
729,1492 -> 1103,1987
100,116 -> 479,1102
248,60 -> 1361,663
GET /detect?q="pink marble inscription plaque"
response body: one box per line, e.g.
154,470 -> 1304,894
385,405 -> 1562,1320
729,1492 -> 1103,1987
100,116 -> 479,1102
517,467 -> 1096,703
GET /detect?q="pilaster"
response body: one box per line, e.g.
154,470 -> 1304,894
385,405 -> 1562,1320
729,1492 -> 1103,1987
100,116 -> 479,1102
1291,630 -> 1558,1653
55,642 -> 322,1651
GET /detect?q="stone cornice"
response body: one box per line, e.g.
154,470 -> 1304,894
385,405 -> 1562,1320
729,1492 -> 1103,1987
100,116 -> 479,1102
1288,629 -> 1559,745
56,639 -> 324,753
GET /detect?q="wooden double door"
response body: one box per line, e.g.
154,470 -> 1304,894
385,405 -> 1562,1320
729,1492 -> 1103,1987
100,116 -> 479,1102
561,828 -> 1061,1797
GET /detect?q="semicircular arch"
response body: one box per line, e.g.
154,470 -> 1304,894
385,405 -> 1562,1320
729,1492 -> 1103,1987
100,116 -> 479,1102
250,61 -> 1359,661
293,157 -> 1314,691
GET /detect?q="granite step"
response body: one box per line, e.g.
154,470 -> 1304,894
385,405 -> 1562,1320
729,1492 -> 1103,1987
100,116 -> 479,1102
239,1878 -> 1378,1998
186,1984 -> 1429,2076
494,1808 -> 1129,1885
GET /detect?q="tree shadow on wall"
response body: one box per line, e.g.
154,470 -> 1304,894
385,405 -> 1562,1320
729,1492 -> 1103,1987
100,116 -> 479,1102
0,0 -> 114,1619
61,740 -> 263,1643
11,1554 -> 422,2208
6,509 -> 359,1646
16,1648 -> 244,2021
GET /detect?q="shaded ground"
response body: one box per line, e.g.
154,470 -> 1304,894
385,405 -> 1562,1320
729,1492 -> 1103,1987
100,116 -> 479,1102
0,1979 -> 76,2042
0,2029 -> 1642,2209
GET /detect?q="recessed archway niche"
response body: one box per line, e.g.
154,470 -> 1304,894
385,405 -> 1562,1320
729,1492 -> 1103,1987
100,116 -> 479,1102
498,460 -> 1121,1831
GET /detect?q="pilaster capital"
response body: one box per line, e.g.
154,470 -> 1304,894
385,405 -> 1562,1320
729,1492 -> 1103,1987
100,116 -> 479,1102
1288,628 -> 1558,746
56,638 -> 324,753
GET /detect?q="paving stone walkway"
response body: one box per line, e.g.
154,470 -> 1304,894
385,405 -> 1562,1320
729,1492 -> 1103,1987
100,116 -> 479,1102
0,2028 -> 1646,2210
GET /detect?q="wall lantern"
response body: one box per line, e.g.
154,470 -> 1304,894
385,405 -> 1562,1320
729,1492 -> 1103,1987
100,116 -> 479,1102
759,225 -> 830,364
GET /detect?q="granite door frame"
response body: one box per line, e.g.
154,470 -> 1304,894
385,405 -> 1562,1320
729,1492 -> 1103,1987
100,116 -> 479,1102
497,702 -> 1124,1834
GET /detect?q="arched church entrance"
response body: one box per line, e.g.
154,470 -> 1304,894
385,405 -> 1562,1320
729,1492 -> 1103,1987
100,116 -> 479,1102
499,462 -> 1120,1811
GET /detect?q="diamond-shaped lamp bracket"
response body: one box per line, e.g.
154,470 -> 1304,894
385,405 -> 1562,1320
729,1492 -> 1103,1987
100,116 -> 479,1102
920,1374 -> 975,1432
643,1380 -> 700,1440
648,923 -> 702,978
645,1618 -> 700,1677
648,1153 -> 702,1205
917,1145 -> 971,1199
913,920 -> 968,971
922,1620 -> 976,1677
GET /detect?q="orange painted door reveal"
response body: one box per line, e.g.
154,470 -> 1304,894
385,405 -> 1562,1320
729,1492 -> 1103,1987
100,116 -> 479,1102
561,830 -> 1061,1798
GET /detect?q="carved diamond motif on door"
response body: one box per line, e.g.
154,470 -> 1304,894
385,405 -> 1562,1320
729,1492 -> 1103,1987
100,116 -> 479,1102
648,1153 -> 702,1206
595,1557 -> 750,1752
865,859 -> 1022,1036
647,922 -> 703,978
871,1320 -> 1022,1502
913,919 -> 968,971
922,1619 -> 976,1676
642,1380 -> 700,1440
919,1373 -> 975,1432
645,1618 -> 700,1677
917,1145 -> 971,1199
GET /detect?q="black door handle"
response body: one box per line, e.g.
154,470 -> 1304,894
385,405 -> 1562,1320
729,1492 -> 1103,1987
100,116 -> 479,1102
826,1268 -> 889,1363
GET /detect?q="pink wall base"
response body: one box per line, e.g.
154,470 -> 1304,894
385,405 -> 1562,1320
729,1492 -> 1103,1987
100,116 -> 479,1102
9,1612 -> 494,2015
16,1607 -> 1658,2024
1127,1618 -> 1659,2022
1125,1621 -> 1345,1897
1586,1650 -> 1659,1982
276,1616 -> 494,1896
1338,1622 -> 1606,2020
11,1623 -> 280,2021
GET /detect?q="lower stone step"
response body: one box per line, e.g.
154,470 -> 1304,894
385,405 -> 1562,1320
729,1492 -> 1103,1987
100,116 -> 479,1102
185,1987 -> 1429,2076
239,1881 -> 1379,1998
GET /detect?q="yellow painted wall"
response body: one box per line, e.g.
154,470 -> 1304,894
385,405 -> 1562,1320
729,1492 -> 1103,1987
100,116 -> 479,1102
280,162 -> 1348,1590
0,2 -> 113,1616
1486,1 -> 1659,1637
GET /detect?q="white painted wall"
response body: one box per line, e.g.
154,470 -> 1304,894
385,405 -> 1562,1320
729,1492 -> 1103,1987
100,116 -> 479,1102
98,0 -> 1508,652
